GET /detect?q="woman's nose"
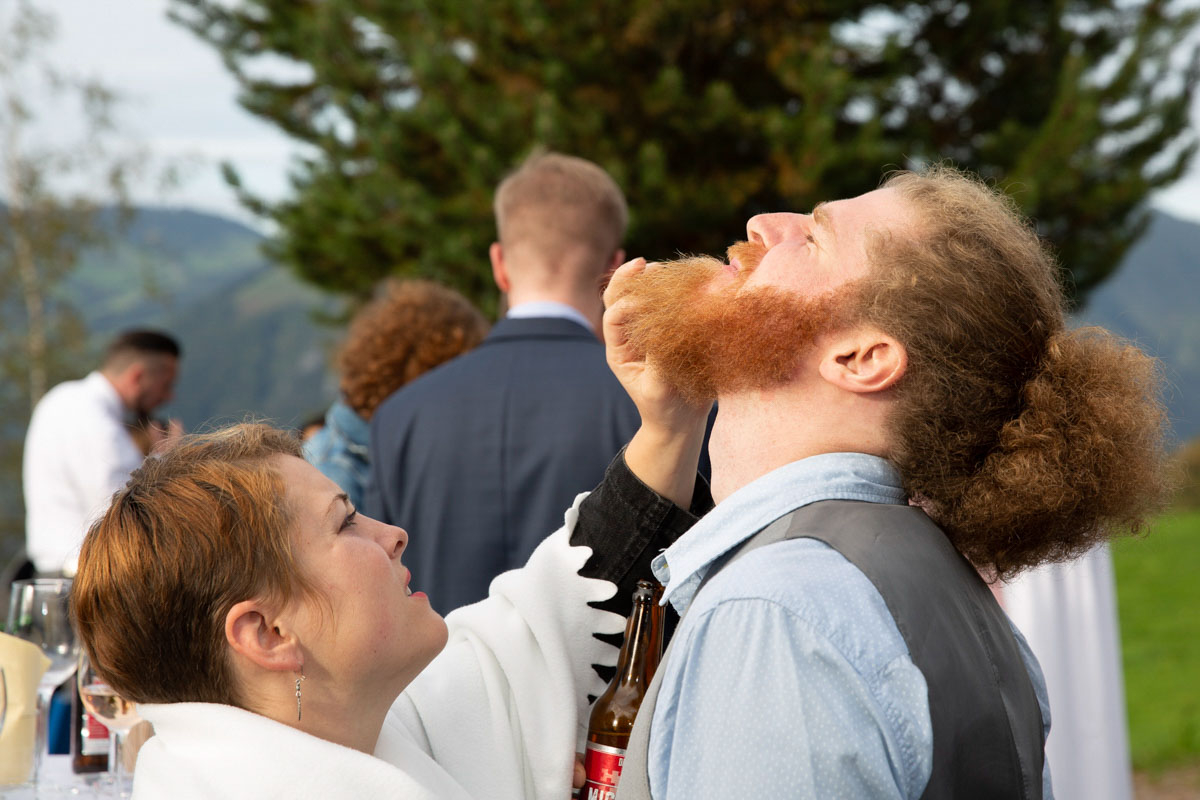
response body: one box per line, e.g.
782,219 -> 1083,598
372,518 -> 407,558
746,212 -> 809,250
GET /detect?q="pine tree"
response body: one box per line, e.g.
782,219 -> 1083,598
171,0 -> 1199,310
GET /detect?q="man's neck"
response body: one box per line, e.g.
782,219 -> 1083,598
98,369 -> 135,411
708,389 -> 890,503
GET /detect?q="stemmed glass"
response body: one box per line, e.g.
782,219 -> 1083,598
78,651 -> 141,797
6,578 -> 80,789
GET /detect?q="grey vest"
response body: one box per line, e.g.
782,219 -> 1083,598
617,500 -> 1044,799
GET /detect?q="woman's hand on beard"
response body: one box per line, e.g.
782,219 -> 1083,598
604,257 -> 711,508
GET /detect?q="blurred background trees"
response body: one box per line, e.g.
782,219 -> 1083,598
171,0 -> 1199,312
0,0 -> 149,557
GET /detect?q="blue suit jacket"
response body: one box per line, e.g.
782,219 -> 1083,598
363,316 -> 641,614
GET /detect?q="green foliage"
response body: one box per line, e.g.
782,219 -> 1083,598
1113,510 -> 1200,771
170,0 -> 1199,311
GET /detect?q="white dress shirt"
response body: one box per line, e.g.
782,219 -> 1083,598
504,300 -> 595,334
23,371 -> 144,575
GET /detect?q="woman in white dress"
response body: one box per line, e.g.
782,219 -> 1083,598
1002,546 -> 1134,800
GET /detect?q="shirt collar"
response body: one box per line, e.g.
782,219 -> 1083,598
85,370 -> 128,419
652,452 -> 907,614
504,301 -> 594,334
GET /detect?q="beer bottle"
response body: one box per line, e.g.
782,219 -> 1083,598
581,580 -> 664,799
70,683 -> 109,773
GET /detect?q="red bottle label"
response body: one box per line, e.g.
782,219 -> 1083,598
81,713 -> 110,756
581,741 -> 626,800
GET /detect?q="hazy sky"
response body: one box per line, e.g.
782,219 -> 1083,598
21,0 -> 1200,227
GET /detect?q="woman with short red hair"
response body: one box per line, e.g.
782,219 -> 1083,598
69,413 -> 698,798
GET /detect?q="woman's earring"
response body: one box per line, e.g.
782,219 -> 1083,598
295,673 -> 306,721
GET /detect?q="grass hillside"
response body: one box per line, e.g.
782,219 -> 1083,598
67,207 -> 344,428
1114,508 -> 1200,772
66,207 -> 268,334
0,207 -> 344,565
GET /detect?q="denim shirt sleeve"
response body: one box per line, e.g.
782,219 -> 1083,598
571,448 -> 712,619
569,449 -> 711,684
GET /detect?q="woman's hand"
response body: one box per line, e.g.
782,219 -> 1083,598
604,258 -> 711,507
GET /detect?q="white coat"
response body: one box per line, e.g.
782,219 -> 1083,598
132,502 -> 625,799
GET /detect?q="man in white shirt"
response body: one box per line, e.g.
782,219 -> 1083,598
23,329 -> 182,576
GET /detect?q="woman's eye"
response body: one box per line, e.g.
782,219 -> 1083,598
340,510 -> 358,531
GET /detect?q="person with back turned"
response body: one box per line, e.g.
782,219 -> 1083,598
365,152 -> 639,614
581,165 -> 1170,798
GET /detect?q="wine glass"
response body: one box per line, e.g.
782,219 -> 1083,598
78,650 -> 141,797
6,578 -> 79,790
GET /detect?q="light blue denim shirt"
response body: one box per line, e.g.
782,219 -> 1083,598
647,452 -> 1053,799
302,399 -> 371,509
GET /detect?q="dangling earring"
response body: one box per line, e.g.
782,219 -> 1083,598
295,673 -> 306,721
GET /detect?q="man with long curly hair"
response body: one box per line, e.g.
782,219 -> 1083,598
588,165 -> 1169,799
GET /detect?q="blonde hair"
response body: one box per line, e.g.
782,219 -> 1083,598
494,152 -> 627,276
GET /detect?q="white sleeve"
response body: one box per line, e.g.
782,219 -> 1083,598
380,495 -> 626,799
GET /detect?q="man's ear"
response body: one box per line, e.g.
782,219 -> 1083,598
121,362 -> 147,391
225,599 -> 303,673
490,242 -> 510,293
818,326 -> 907,394
609,248 -> 626,272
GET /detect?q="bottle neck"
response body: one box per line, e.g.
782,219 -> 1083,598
614,594 -> 661,685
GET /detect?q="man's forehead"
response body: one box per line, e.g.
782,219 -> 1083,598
820,188 -> 911,239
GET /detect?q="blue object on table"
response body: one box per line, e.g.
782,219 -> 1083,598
48,682 -> 71,755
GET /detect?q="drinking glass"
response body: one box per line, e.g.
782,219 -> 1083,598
6,578 -> 79,790
78,651 -> 141,798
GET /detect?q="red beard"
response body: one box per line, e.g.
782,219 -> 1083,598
612,242 -> 860,405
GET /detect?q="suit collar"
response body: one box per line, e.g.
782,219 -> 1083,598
484,315 -> 598,343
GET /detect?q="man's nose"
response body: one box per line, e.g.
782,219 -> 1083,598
746,213 -> 809,250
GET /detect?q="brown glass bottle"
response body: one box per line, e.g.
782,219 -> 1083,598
581,580 -> 664,799
70,683 -> 109,773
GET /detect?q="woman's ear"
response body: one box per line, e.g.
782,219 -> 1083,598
818,326 -> 907,394
225,599 -> 303,673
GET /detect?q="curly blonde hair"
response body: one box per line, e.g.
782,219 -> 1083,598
339,280 -> 488,419
864,166 -> 1172,578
